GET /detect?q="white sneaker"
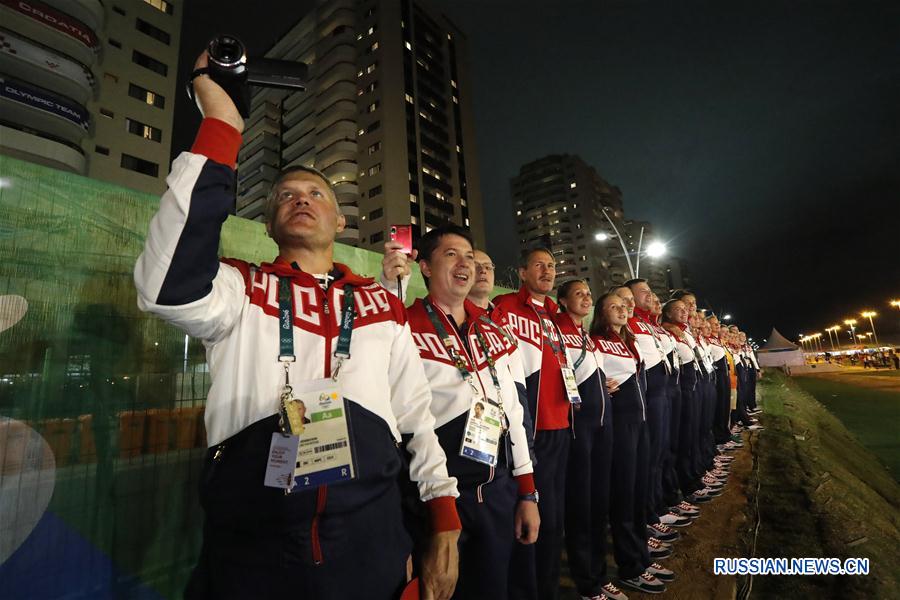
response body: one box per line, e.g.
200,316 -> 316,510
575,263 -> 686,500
659,511 -> 692,526
602,582 -> 629,600
646,562 -> 676,582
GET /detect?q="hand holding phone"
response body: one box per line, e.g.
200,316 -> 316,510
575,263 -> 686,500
389,224 -> 413,255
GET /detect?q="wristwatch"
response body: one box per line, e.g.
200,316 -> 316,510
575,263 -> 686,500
519,491 -> 539,504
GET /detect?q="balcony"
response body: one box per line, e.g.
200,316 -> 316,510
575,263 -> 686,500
237,163 -> 279,193
320,160 -> 356,184
43,0 -> 105,33
239,132 -> 279,163
245,101 -> 281,132
282,129 -> 315,162
314,44 -> 356,80
317,140 -> 357,169
315,62 -> 356,92
1,2 -> 100,68
237,147 -> 279,177
0,79 -> 89,148
315,80 -> 356,111
0,124 -> 85,174
0,32 -> 95,105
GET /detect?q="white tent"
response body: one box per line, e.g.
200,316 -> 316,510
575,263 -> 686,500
757,327 -> 805,367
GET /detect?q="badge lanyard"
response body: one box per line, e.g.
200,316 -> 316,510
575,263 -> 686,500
424,300 -> 506,415
277,277 -> 356,434
573,325 -> 588,371
533,305 -> 570,369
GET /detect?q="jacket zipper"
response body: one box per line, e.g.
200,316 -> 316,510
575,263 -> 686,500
635,364 -> 647,421
312,283 -> 337,566
460,317 -> 496,503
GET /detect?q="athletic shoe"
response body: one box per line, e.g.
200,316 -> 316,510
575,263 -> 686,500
729,438 -> 745,448
702,475 -> 724,489
689,486 -> 721,502
619,573 -> 666,595
672,500 -> 700,516
647,522 -> 680,542
648,536 -> 671,548
747,424 -> 765,431
646,562 -> 676,582
707,468 -> 729,479
579,595 -> 609,600
648,538 -> 673,559
659,511 -> 692,526
602,582 -> 629,600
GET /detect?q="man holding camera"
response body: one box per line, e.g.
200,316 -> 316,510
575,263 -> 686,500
134,51 -> 461,600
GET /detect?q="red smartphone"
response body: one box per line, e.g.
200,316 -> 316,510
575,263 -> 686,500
389,224 -> 413,255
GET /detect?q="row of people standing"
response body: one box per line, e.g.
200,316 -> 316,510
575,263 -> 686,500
139,62 -> 763,599
382,233 -> 764,599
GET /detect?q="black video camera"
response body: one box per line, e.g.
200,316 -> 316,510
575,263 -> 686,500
187,35 -> 309,118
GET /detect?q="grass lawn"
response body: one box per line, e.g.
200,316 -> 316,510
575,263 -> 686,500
792,376 -> 900,480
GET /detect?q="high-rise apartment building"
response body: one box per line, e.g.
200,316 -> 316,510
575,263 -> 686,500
511,154 -> 629,291
0,0 -> 182,195
235,0 -> 484,251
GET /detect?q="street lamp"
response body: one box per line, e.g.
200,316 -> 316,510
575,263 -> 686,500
824,326 -> 839,352
844,319 -> 857,345
815,333 -> 824,352
857,332 -> 871,347
594,232 -> 610,242
860,311 -> 879,347
723,314 -> 732,321
890,299 -> 900,310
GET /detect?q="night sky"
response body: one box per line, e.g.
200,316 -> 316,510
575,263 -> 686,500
173,0 -> 900,343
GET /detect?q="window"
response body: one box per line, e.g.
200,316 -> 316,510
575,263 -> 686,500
103,72 -> 119,83
368,185 -> 382,197
113,6 -> 126,16
570,182 -> 577,189
132,50 -> 168,76
369,208 -> 383,220
366,62 -> 377,74
368,142 -> 381,155
368,41 -> 379,53
100,108 -> 114,118
143,0 -> 174,15
136,18 -> 171,44
109,39 -> 122,49
405,93 -> 414,103
410,215 -> 419,225
370,231 -> 384,244
367,163 -> 381,176
95,145 -> 110,155
128,83 -> 165,108
358,121 -> 380,136
366,102 -> 378,113
405,41 -> 412,50
121,153 -> 159,177
126,117 -> 162,142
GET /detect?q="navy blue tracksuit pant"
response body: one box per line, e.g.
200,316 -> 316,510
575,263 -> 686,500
676,365 -> 701,493
713,358 -> 732,444
695,373 -> 717,474
643,363 -> 668,525
565,385 -> 613,597
733,364 -> 752,426
747,367 -> 758,410
661,356 -> 682,507
509,428 -> 570,600
609,377 -> 651,581
454,479 -> 518,600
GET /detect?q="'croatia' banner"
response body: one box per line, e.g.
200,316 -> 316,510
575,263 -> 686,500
0,0 -> 99,49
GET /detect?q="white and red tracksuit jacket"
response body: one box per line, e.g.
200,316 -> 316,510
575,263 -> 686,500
405,297 -> 535,497
134,118 -> 460,536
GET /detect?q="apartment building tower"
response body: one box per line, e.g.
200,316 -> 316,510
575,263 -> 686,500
0,0 -> 182,195
236,0 -> 484,251
511,154 -> 629,292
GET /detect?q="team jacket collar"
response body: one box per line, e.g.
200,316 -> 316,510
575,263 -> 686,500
265,256 -> 373,286
633,306 -> 655,322
515,285 -> 559,313
416,295 -> 488,323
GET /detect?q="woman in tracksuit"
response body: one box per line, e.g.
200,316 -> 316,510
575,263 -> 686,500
662,300 -> 721,505
651,295 -> 700,526
591,292 -> 672,595
555,280 -> 623,600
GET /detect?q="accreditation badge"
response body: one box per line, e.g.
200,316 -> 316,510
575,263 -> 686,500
264,378 -> 356,491
561,367 -> 582,404
459,392 -> 502,467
